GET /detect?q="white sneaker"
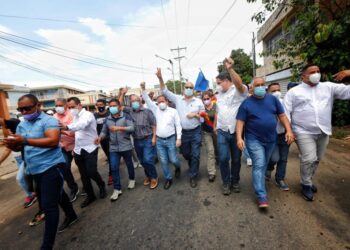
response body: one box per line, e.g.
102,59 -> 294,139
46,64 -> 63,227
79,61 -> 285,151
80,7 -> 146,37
128,180 -> 135,189
110,189 -> 122,201
247,158 -> 252,167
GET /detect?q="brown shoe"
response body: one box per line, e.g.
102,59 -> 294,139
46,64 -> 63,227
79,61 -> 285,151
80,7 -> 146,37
143,178 -> 150,186
150,179 -> 158,189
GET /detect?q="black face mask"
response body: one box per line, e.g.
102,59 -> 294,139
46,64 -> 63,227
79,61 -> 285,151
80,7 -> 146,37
98,107 -> 106,113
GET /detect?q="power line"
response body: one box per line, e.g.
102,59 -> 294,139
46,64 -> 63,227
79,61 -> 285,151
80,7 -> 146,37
0,35 -> 154,74
0,54 -> 108,88
0,14 -> 160,29
0,30 -> 151,71
185,0 -> 239,66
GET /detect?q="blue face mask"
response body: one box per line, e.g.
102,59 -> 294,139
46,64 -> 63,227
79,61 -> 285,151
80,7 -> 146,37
109,106 -> 119,115
254,86 -> 266,97
131,101 -> 140,110
184,88 -> 194,97
23,111 -> 40,121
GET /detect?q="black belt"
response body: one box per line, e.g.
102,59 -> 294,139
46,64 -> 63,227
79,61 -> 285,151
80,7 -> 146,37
182,126 -> 200,132
157,134 -> 175,140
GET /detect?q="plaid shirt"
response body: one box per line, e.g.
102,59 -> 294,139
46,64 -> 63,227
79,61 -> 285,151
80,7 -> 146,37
123,106 -> 156,139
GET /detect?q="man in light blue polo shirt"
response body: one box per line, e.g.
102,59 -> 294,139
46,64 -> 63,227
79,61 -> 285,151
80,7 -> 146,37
4,94 -> 77,250
156,68 -> 205,188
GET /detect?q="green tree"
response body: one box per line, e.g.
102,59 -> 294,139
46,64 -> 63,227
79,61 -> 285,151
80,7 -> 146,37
217,48 -> 257,84
247,0 -> 350,126
166,80 -> 184,94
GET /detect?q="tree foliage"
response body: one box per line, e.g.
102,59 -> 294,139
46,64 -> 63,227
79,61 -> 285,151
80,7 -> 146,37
166,80 -> 184,94
217,48 -> 257,84
247,0 -> 350,126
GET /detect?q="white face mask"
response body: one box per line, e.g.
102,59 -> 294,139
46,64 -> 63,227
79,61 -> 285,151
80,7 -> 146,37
55,106 -> 65,114
272,91 -> 282,99
309,73 -> 321,85
158,102 -> 167,110
70,108 -> 79,116
203,100 -> 211,106
216,85 -> 223,92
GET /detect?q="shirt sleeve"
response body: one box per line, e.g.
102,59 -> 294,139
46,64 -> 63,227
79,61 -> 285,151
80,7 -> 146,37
125,115 -> 135,132
198,100 -> 205,123
147,110 -> 157,127
141,91 -> 158,114
44,117 -> 60,130
283,91 -> 293,121
331,82 -> 350,100
236,101 -> 247,121
100,122 -> 109,139
67,112 -> 94,131
174,110 -> 182,139
162,87 -> 179,104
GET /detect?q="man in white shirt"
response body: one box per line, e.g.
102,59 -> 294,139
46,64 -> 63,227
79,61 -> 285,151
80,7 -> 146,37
213,57 -> 248,195
284,65 -> 350,201
61,97 -> 106,208
141,82 -> 182,189
157,68 -> 205,188
265,82 -> 291,191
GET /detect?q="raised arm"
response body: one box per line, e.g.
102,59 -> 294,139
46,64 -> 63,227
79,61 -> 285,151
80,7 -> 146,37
140,82 -> 158,114
119,87 -> 128,106
156,67 -> 178,103
224,57 -> 246,94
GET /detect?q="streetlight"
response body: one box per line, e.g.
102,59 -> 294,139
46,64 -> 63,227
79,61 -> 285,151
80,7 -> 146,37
155,54 -> 176,94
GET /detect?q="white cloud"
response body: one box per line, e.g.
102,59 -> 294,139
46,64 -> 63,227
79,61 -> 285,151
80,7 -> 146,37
0,0 -> 263,91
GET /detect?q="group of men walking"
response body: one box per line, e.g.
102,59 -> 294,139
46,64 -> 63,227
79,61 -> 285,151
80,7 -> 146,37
2,56 -> 350,249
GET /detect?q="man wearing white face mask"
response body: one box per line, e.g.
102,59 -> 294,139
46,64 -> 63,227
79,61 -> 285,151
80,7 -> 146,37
265,83 -> 290,191
157,68 -> 205,188
284,65 -> 350,201
141,82 -> 182,190
54,98 -> 79,202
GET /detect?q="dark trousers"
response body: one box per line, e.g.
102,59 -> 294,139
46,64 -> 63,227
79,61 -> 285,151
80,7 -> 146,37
32,165 -> 76,250
217,130 -> 241,185
267,133 -> 290,181
180,126 -> 202,178
61,149 -> 78,192
74,148 -> 105,198
134,136 -> 158,179
100,138 -> 112,176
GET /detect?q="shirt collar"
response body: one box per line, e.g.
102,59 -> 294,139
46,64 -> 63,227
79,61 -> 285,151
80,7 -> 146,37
78,108 -> 86,117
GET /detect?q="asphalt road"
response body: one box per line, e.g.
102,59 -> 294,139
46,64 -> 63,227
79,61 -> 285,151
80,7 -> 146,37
0,139 -> 349,250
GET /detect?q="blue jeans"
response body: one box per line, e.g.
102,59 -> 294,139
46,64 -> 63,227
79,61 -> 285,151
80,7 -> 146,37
180,126 -> 202,178
156,135 -> 181,180
14,156 -> 31,197
246,139 -> 275,199
134,136 -> 158,179
32,164 -> 76,250
217,130 -> 241,185
267,133 -> 290,181
110,150 -> 135,190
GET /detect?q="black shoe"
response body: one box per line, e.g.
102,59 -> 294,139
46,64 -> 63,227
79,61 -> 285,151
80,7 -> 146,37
80,196 -> 96,208
208,174 -> 216,182
301,185 -> 314,201
99,185 -> 107,199
175,168 -> 181,178
69,189 -> 79,203
231,183 -> 241,193
311,184 -> 318,193
164,179 -> 173,190
58,214 -> 78,233
222,184 -> 231,195
190,178 -> 197,188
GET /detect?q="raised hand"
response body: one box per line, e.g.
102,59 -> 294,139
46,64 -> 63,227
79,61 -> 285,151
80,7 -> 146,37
223,57 -> 234,70
156,68 -> 162,79
333,70 -> 350,81
140,81 -> 146,91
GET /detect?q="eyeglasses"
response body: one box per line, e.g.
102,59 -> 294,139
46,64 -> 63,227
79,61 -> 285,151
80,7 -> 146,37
203,98 -> 210,101
17,105 -> 35,112
185,86 -> 193,89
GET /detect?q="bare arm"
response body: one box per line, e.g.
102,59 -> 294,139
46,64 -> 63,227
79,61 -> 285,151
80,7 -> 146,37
278,113 -> 295,144
236,120 -> 245,151
224,57 -> 245,94
0,147 -> 12,165
119,87 -> 128,105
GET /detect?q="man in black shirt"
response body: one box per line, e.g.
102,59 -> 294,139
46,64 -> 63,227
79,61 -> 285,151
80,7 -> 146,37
94,99 -> 112,185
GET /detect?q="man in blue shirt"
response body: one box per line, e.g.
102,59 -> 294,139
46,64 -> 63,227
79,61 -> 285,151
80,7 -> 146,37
236,78 -> 294,209
4,94 -> 77,250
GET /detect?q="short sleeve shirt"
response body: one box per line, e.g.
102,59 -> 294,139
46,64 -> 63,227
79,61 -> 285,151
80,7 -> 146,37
236,94 -> 285,143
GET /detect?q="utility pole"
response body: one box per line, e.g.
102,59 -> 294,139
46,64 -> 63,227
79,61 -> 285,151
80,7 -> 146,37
252,32 -> 257,77
171,46 -> 186,93
155,54 -> 176,94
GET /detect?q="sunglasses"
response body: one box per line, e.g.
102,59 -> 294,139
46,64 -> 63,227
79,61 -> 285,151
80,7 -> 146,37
203,98 -> 210,101
17,105 -> 35,112
185,86 -> 193,89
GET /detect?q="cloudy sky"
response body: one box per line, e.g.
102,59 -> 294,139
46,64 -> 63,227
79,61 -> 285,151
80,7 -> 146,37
0,0 -> 264,91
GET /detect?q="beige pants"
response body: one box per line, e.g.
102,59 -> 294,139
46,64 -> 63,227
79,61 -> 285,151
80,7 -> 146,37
203,131 -> 216,176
